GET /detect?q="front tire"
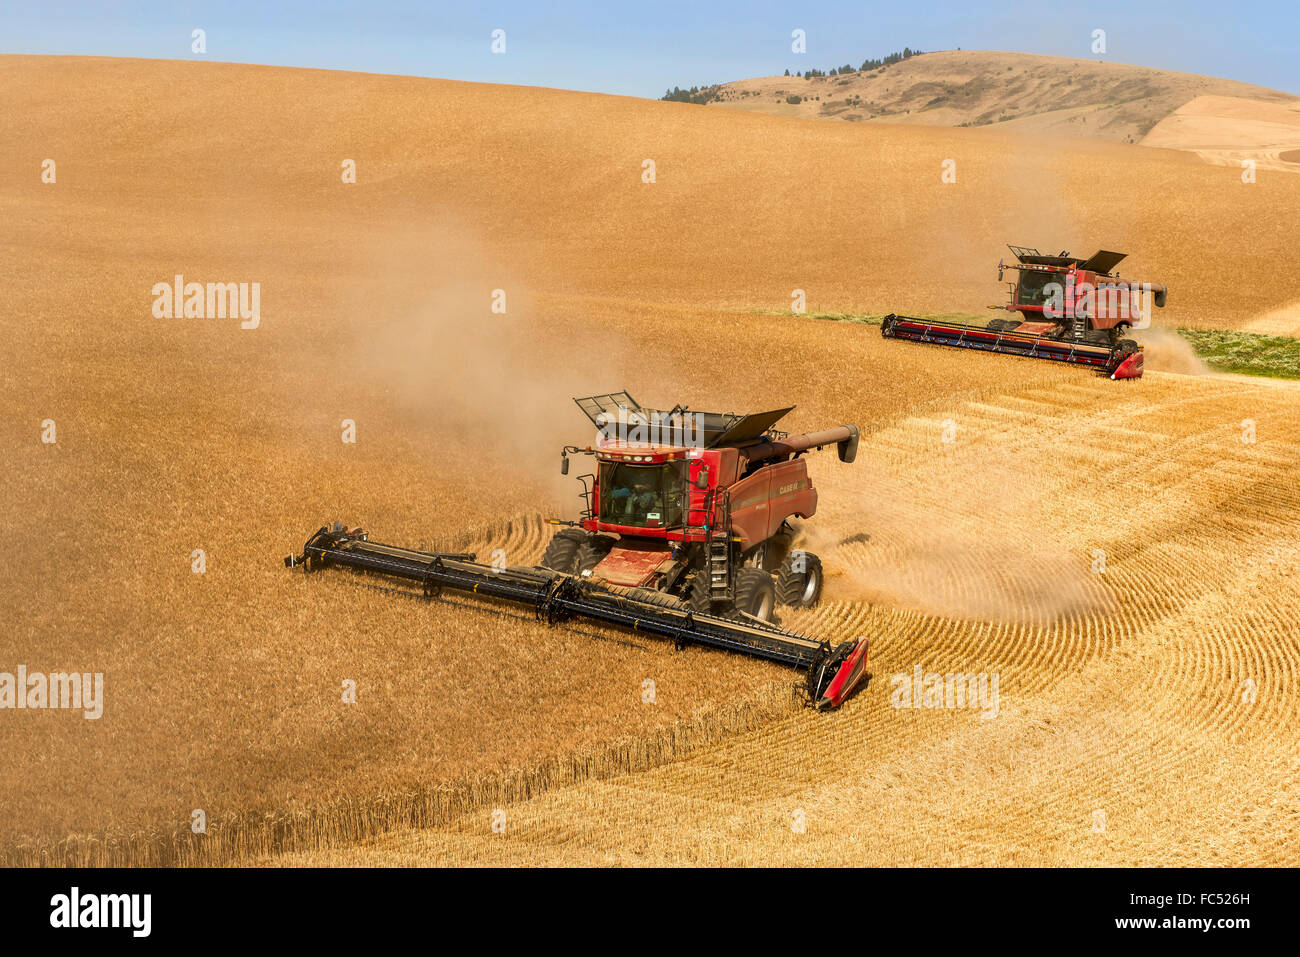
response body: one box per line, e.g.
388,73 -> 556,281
540,529 -> 586,573
732,567 -> 777,623
686,572 -> 713,614
575,537 -> 614,576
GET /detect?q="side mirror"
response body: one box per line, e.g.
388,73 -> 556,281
561,456 -> 570,475
695,466 -> 709,490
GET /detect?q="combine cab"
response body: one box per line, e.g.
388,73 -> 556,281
881,245 -> 1168,380
285,392 -> 871,711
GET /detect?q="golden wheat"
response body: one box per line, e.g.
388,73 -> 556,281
2,56 -> 1298,867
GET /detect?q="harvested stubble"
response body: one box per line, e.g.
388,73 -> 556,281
275,372 -> 1300,867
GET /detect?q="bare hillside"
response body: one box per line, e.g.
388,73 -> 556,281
1142,94 -> 1300,172
705,50 -> 1299,145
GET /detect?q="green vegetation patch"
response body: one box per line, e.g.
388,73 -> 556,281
1175,329 -> 1300,380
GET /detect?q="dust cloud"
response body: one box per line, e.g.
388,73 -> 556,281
345,224 -> 630,505
1136,327 -> 1208,374
797,455 -> 1116,625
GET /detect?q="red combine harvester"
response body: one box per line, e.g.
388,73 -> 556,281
881,245 -> 1168,379
285,392 -> 871,711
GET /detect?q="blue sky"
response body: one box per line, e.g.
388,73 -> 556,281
2,0 -> 1295,97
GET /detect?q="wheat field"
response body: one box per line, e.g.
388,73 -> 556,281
269,371 -> 1300,866
1,56 -> 1298,867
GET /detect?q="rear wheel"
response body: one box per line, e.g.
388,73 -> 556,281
540,529 -> 586,573
732,567 -> 777,623
775,550 -> 823,608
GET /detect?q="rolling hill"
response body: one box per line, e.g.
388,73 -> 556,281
698,49 -> 1300,153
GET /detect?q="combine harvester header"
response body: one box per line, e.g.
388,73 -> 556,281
881,245 -> 1168,380
285,530 -> 868,710
880,313 -> 1145,379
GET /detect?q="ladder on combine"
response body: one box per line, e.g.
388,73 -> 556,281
706,487 -> 734,602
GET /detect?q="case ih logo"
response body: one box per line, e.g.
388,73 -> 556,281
777,480 -> 806,495
596,405 -> 705,448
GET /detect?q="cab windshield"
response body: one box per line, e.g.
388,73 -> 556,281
599,462 -> 686,528
1016,270 -> 1057,306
